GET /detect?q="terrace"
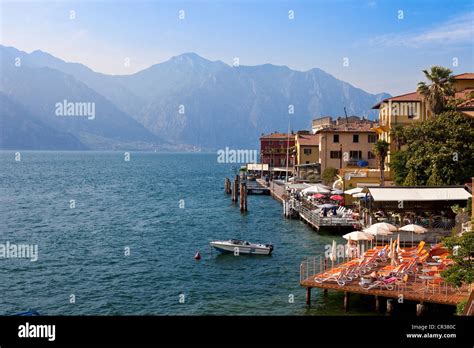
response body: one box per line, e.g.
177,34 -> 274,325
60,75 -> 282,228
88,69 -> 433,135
300,241 -> 472,313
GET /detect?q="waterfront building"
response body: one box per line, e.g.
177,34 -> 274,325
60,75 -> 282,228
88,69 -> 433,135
371,73 -> 474,175
314,117 -> 378,174
259,132 -> 295,168
295,131 -> 319,165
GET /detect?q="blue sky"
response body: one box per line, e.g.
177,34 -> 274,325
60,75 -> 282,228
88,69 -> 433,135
1,0 -> 472,95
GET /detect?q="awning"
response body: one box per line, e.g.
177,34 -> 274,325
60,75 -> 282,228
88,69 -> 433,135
286,183 -> 311,190
272,167 -> 293,172
247,163 -> 269,171
370,125 -> 389,134
368,187 -> 471,202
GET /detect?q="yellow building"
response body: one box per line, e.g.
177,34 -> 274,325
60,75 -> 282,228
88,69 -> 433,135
371,73 -> 474,179
316,122 -> 378,173
295,132 -> 319,165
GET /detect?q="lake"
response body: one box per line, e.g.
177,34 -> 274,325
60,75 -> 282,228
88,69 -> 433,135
0,151 -> 375,315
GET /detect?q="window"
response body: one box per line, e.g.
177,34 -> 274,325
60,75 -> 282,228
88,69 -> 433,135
368,134 -> 377,143
330,151 -> 341,159
305,161 -> 310,164
280,158 -> 285,166
268,141 -> 273,145
353,134 -> 359,143
303,148 -> 312,155
349,151 -> 362,159
368,151 -> 376,159
333,134 -> 339,143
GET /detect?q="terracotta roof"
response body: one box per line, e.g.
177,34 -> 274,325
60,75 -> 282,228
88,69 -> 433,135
260,133 -> 293,140
454,73 -> 474,80
315,123 -> 376,133
372,92 -> 421,109
455,88 -> 474,100
457,98 -> 474,108
296,134 -> 319,146
373,87 -> 474,109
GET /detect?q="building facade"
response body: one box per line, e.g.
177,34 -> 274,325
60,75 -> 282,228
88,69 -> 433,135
295,131 -> 319,165
314,117 -> 378,173
259,132 -> 295,168
371,73 -> 474,176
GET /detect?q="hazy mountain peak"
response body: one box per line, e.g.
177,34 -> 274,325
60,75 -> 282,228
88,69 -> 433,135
167,52 -> 228,69
1,45 -> 391,150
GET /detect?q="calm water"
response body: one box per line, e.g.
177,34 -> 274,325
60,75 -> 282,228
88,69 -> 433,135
0,151 -> 373,315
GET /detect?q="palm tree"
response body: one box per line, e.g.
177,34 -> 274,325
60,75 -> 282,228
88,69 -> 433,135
373,140 -> 389,186
417,66 -> 455,115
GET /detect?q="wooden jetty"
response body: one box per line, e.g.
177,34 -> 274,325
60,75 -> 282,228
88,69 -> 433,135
259,179 -> 287,202
295,201 -> 356,230
224,177 -> 269,212
263,179 -> 356,229
245,180 -> 270,195
300,256 -> 472,314
225,177 -> 270,197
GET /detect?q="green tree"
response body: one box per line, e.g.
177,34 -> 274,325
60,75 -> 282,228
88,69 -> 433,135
426,166 -> 443,186
389,150 -> 409,185
390,111 -> 474,185
322,167 -> 338,186
441,232 -> 474,288
403,168 -> 419,186
390,124 -> 406,151
373,140 -> 389,186
417,66 -> 455,115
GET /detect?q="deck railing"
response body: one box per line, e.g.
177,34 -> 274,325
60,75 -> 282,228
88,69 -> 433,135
293,201 -> 357,228
300,255 -> 473,304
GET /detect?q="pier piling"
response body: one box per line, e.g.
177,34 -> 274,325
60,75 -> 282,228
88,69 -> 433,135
224,178 -> 231,194
239,182 -> 247,212
306,287 -> 312,305
416,302 -> 425,316
232,175 -> 239,202
386,299 -> 394,316
344,291 -> 349,311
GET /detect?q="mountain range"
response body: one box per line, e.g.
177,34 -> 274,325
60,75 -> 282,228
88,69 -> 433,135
0,45 -> 390,151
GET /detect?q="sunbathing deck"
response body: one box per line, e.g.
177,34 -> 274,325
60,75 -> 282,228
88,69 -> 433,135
300,263 -> 470,306
300,243 -> 472,309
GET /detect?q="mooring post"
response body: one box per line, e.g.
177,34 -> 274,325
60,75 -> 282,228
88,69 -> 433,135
306,287 -> 312,305
224,178 -> 231,194
239,182 -> 247,212
232,175 -> 239,202
243,182 -> 247,211
375,295 -> 380,312
344,291 -> 349,311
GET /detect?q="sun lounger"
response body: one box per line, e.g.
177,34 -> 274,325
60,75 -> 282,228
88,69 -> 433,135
360,276 -> 397,291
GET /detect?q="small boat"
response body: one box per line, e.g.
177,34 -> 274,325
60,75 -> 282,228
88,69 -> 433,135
210,239 -> 273,255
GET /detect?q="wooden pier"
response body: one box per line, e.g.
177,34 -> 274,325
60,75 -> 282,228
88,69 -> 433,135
245,180 -> 270,195
300,256 -> 472,313
259,179 -> 287,202
296,202 -> 357,230
224,176 -> 269,212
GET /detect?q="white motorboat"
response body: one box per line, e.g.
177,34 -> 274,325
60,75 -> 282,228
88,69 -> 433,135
210,239 -> 273,255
